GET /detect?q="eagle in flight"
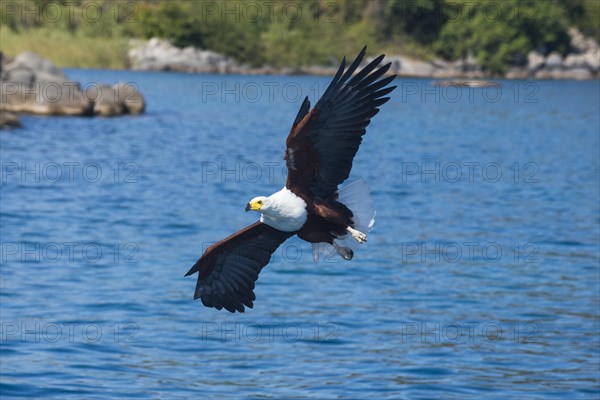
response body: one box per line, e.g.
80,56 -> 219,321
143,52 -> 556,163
186,47 -> 397,312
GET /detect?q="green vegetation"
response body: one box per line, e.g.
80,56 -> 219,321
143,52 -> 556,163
435,0 -> 573,73
0,27 -> 129,69
1,0 -> 598,72
1,0 -> 130,68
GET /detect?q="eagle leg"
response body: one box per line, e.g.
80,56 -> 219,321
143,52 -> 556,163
332,242 -> 353,260
346,226 -> 367,243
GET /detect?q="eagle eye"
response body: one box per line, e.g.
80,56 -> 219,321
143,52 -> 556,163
257,200 -> 263,205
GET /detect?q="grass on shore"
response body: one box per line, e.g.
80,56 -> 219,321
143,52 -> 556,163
0,28 -> 129,69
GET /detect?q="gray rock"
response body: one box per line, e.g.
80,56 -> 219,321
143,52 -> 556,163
505,67 -> 529,79
5,51 -> 65,79
430,58 -> 450,70
35,70 -> 70,85
1,66 -> 35,86
431,68 -> 463,78
566,68 -> 594,80
0,111 -> 21,129
527,51 -> 545,71
464,53 -> 479,71
583,49 -> 600,72
302,65 -> 338,76
86,82 -> 145,116
128,35 -> 598,81
545,52 -> 563,69
585,38 -> 599,53
534,69 -> 573,80
382,56 -> 402,74
398,57 -> 435,77
564,53 -> 586,69
569,27 -> 588,53
568,27 -> 598,54
112,82 -> 145,114
1,81 -> 93,115
93,84 -> 125,116
129,38 -> 237,73
1,52 -> 143,117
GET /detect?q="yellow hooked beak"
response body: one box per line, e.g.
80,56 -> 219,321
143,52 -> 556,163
245,199 -> 263,212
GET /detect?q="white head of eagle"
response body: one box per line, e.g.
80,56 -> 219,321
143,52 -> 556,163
246,188 -> 308,232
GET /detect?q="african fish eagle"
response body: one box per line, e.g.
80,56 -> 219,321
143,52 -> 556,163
186,46 -> 397,312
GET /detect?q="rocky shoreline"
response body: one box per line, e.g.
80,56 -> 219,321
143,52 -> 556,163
2,28 -> 597,130
0,111 -> 21,129
0,52 -> 145,129
129,28 -> 599,80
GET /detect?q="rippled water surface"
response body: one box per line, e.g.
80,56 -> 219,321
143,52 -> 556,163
1,70 -> 599,399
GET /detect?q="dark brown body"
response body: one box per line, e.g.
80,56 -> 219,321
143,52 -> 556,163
296,193 -> 354,244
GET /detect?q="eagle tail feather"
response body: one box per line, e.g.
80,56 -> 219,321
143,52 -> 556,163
312,178 -> 376,260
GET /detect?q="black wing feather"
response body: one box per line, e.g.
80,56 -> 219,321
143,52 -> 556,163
292,96 -> 311,129
285,46 -> 397,198
186,222 -> 293,313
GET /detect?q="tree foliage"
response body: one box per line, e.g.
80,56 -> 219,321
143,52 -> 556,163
385,0 -> 447,44
563,0 -> 600,42
435,0 -> 572,72
1,0 -> 595,72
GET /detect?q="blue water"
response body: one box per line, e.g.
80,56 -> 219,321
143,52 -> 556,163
1,69 -> 599,399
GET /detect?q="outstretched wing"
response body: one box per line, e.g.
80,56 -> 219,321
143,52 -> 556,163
285,46 -> 396,199
186,222 -> 294,313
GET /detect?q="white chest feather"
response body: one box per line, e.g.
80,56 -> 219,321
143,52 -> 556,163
260,188 -> 307,232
